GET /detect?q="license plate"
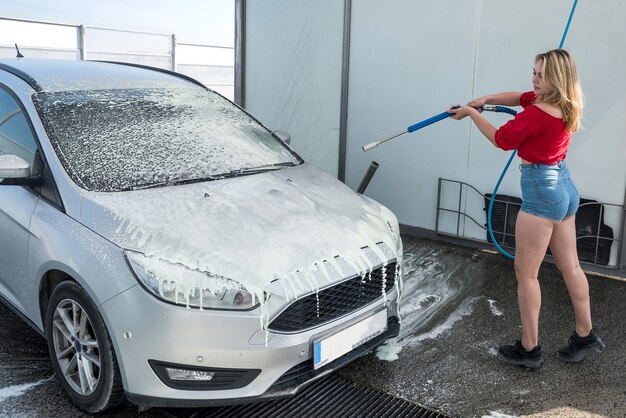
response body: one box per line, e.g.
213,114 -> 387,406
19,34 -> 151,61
313,309 -> 387,370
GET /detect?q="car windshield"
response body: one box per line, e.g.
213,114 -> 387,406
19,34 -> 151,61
34,86 -> 301,191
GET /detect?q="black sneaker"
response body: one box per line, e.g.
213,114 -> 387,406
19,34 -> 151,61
557,329 -> 606,363
498,340 -> 545,369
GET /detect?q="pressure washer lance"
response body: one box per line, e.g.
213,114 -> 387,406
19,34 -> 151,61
361,105 -> 515,152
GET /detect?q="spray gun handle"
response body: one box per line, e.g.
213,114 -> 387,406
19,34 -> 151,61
480,105 -> 518,116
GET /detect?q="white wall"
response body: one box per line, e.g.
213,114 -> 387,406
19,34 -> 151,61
245,0 -> 626,266
461,0 -> 626,247
347,0 -> 626,264
345,0 -> 478,234
244,0 -> 344,176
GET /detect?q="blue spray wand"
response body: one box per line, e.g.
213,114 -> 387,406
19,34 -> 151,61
361,105 -> 515,152
362,110 -> 453,151
361,104 -> 518,259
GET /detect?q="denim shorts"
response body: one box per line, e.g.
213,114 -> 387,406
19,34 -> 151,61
519,160 -> 580,222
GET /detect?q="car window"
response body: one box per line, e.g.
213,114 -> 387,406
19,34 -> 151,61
0,88 -> 37,166
34,86 -> 301,192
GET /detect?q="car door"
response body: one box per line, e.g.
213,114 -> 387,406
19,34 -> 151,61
0,86 -> 40,313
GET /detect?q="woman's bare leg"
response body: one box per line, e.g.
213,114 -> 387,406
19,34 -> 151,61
548,215 -> 593,336
514,211 -> 555,350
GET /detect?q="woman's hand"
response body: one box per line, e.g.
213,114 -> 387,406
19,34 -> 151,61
467,97 -> 487,108
448,105 -> 478,120
448,103 -> 498,147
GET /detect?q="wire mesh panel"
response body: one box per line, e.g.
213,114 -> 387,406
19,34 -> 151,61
484,193 -> 521,248
436,178 -> 625,269
575,199 -> 617,266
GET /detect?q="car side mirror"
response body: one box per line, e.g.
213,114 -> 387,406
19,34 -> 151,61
0,154 -> 36,185
274,130 -> 291,145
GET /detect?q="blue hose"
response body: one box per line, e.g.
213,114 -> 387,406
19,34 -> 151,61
559,0 -> 578,49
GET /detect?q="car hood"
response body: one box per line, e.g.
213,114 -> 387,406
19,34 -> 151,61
79,164 -> 400,298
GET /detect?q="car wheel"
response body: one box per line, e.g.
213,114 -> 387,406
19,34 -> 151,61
45,281 -> 124,413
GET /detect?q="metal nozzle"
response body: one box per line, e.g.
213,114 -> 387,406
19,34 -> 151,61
362,142 -> 379,152
362,130 -> 407,152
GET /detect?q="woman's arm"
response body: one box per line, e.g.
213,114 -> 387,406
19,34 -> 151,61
449,106 -> 498,147
468,92 -> 522,108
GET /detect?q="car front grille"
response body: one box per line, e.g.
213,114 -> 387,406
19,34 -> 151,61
269,261 -> 397,333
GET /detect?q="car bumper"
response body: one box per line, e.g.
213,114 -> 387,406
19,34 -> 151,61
125,317 -> 399,408
101,283 -> 400,407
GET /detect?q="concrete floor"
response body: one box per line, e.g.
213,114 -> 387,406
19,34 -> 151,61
341,236 -> 626,418
0,235 -> 624,417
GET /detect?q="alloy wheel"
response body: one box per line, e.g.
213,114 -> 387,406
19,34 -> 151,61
51,299 -> 101,396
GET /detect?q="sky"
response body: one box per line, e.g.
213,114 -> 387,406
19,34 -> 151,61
0,0 -> 234,46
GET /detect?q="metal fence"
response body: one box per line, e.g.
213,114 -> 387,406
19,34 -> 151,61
0,17 -> 234,100
436,178 -> 625,271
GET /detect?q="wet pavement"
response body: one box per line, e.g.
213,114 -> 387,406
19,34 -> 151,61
0,235 -> 624,417
341,236 -> 626,418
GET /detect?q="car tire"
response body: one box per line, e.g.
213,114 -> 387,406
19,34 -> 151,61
45,281 -> 124,413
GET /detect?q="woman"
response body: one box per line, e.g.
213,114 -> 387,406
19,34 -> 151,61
449,49 -> 605,368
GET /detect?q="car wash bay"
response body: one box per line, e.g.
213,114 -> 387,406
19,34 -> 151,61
1,235 -> 624,417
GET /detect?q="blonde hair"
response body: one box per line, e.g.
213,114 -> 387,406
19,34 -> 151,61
535,49 -> 583,133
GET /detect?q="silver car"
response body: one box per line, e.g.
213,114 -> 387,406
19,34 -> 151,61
0,59 -> 402,413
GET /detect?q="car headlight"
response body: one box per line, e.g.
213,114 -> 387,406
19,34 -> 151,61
125,251 -> 259,310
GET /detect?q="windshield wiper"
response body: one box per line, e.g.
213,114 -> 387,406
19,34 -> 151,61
121,162 -> 298,190
240,161 -> 297,173
122,175 -> 216,190
219,162 -> 298,179
121,180 -> 171,191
